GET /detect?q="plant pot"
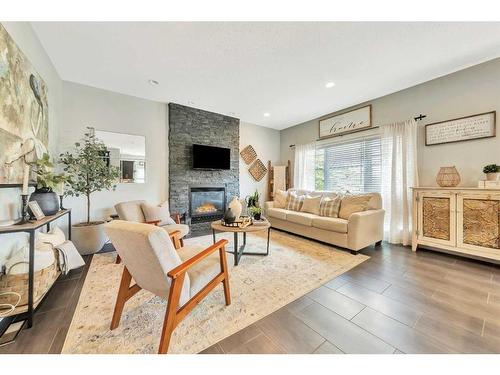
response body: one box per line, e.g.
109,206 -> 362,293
72,221 -> 108,255
486,172 -> 500,181
253,212 -> 261,220
29,189 -> 60,216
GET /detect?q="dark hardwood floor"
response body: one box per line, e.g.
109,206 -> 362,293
2,239 -> 500,354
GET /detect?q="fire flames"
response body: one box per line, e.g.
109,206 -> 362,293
195,202 -> 217,214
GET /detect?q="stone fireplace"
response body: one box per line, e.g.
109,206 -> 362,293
168,103 -> 239,235
189,185 -> 226,223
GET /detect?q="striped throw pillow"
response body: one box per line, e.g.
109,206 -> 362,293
286,193 -> 305,211
319,195 -> 342,218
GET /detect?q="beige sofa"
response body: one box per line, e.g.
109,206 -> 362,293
264,190 -> 384,254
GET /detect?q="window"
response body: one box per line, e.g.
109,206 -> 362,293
315,136 -> 382,193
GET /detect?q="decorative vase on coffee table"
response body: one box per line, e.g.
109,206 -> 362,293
228,197 -> 242,220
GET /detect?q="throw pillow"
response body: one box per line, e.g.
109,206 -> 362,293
141,201 -> 176,226
338,194 -> 372,220
37,226 -> 66,247
286,192 -> 305,211
300,195 -> 322,215
273,190 -> 288,209
319,195 -> 342,218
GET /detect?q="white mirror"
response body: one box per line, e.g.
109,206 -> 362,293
95,130 -> 146,184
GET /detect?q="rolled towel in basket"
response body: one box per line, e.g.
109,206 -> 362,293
55,241 -> 85,275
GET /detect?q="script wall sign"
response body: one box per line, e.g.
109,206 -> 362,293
319,105 -> 372,139
425,111 -> 496,146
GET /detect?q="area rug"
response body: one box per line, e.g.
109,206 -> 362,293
62,230 -> 368,354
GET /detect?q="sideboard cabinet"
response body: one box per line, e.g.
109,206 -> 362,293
411,188 -> 500,262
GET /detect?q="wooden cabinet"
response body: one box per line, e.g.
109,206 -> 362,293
412,188 -> 500,263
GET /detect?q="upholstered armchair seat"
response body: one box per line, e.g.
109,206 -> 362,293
115,200 -> 189,239
177,244 -> 229,297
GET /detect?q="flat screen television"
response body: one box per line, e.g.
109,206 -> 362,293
192,144 -> 231,170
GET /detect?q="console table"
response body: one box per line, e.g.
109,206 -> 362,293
411,187 -> 500,263
0,209 -> 72,338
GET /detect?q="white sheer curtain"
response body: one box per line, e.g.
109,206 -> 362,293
380,119 -> 419,246
293,142 -> 316,190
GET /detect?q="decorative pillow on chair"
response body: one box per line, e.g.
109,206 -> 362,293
338,194 -> 372,219
319,195 -> 342,218
300,195 -> 322,215
273,190 -> 288,208
286,192 -> 305,211
141,202 -> 176,226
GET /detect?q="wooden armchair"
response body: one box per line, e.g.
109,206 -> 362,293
105,220 -> 231,354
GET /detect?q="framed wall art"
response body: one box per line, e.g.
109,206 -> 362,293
425,111 -> 496,146
0,24 -> 49,185
319,105 -> 371,139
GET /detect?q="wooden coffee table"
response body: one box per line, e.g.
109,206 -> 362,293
211,220 -> 271,266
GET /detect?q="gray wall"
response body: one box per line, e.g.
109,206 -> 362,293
281,57 -> 500,187
239,121 -> 281,204
60,81 -> 168,225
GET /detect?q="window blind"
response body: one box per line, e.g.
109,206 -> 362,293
315,136 -> 382,193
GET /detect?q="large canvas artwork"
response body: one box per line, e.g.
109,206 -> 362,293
0,23 -> 48,185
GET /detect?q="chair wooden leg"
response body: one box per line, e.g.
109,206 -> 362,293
115,254 -> 121,264
219,246 -> 231,306
158,273 -> 185,354
110,266 -> 132,330
180,238 -> 184,247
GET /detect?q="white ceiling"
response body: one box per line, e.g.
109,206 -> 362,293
32,22 -> 500,130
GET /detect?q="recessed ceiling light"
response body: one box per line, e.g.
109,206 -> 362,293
263,112 -> 271,117
148,79 -> 159,86
325,81 -> 336,88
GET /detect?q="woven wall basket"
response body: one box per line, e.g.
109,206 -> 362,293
0,260 -> 60,317
249,159 -> 268,181
240,145 -> 257,165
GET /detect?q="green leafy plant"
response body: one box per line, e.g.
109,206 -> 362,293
246,189 -> 260,208
30,153 -> 67,192
483,164 -> 499,174
59,128 -> 120,225
249,206 -> 262,215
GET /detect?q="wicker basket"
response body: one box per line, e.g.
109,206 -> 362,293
0,255 -> 60,317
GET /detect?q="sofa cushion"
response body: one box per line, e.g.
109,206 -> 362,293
286,192 -> 305,211
286,211 -> 316,226
273,190 -> 288,209
339,194 -> 372,219
312,217 -> 348,233
267,207 -> 289,220
319,195 -> 342,217
300,195 -> 321,215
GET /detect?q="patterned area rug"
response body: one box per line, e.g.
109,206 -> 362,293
62,230 -> 368,354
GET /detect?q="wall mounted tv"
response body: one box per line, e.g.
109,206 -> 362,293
192,144 -> 231,170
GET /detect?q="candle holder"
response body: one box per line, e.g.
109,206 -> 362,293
59,195 -> 66,210
17,194 -> 32,225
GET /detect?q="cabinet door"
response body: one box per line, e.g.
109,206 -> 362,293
457,193 -> 500,254
417,191 -> 456,247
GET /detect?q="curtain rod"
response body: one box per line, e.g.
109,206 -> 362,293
289,113 -> 427,148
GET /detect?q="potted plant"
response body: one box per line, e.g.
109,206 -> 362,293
29,153 -> 67,215
483,164 -> 500,181
249,206 -> 262,221
60,129 -> 120,254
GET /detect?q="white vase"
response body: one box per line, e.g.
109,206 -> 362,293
72,221 -> 108,255
228,197 -> 242,220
